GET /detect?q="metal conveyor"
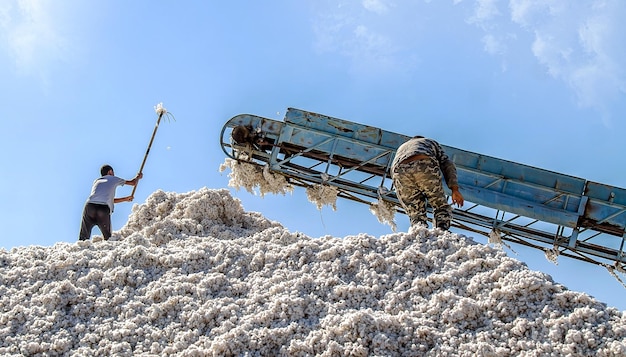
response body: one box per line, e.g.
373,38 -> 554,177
220,108 -> 626,274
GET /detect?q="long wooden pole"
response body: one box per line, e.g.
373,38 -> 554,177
131,109 -> 166,197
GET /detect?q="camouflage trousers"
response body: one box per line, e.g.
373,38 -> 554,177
392,159 -> 452,230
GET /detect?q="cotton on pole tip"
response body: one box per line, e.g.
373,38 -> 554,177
154,102 -> 175,122
131,103 -> 173,198
154,102 -> 167,116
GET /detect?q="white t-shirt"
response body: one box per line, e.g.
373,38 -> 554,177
86,175 -> 126,212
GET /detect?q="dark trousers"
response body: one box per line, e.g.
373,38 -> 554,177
79,203 -> 112,240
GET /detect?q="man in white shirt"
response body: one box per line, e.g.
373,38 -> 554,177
79,164 -> 142,241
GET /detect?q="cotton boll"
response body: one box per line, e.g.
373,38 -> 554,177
369,198 -> 397,231
306,184 -> 338,210
220,159 -> 293,197
21,341 -> 42,355
607,340 -> 626,355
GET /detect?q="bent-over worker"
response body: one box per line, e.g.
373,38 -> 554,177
391,136 -> 464,230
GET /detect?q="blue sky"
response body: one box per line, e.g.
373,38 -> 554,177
1,1 -> 625,309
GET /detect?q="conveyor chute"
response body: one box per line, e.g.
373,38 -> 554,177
220,108 -> 626,272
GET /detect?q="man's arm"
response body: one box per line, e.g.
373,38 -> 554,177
114,173 -> 143,203
114,196 -> 133,203
440,158 -> 464,207
449,185 -> 464,208
124,172 -> 143,186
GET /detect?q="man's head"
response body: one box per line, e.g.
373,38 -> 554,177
231,125 -> 252,144
101,164 -> 114,176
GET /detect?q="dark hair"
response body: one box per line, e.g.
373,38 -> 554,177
231,125 -> 251,144
101,164 -> 113,176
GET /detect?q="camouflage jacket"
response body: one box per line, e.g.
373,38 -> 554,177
391,137 -> 459,188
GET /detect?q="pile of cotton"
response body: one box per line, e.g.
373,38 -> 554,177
0,188 -> 624,356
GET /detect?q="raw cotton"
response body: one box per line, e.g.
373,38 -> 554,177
306,184 -> 339,211
0,188 -> 625,356
219,158 -> 293,197
369,197 -> 398,232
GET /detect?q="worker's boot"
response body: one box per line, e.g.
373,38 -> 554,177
410,218 -> 428,228
436,220 -> 450,231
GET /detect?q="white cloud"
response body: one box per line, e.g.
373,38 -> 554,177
362,0 -> 391,14
351,25 -> 398,70
310,0 -> 626,115
470,0 -> 626,120
354,25 -> 391,56
482,34 -> 505,56
0,4 -> 12,28
311,1 -> 417,78
0,0 -> 69,78
468,0 -> 501,27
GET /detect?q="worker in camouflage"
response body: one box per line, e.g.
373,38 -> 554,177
391,136 -> 464,230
